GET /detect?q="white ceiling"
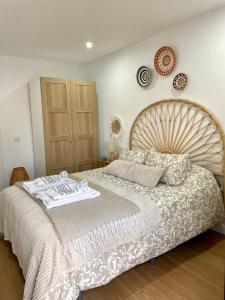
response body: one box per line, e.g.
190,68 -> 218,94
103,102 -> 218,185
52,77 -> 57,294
0,0 -> 225,63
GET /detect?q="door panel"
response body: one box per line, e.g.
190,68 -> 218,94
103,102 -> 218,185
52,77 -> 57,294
46,83 -> 68,109
41,78 -> 73,175
69,81 -> 98,172
74,84 -> 93,111
49,141 -> 71,168
76,112 -> 95,136
77,139 -> 96,161
48,113 -> 69,137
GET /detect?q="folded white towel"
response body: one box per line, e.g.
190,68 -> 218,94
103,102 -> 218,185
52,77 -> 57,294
37,188 -> 100,209
47,186 -> 90,200
46,180 -> 89,200
23,171 -> 75,193
23,172 -> 100,208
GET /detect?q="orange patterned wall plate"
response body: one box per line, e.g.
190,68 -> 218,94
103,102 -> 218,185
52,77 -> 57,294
154,46 -> 176,76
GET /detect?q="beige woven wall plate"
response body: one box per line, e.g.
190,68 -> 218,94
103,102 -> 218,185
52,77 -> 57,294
109,116 -> 123,138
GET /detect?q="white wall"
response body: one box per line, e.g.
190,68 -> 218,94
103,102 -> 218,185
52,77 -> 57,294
2,6 -> 225,188
0,55 -> 85,187
86,7 -> 225,158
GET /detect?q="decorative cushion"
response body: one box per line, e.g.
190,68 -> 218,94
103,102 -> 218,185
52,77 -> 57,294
145,148 -> 191,186
125,164 -> 164,188
103,159 -> 164,188
118,148 -> 148,164
103,159 -> 133,178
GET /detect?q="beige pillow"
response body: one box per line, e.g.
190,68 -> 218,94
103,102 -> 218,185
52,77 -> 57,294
103,159 -> 164,188
125,164 -> 164,188
103,159 -> 133,178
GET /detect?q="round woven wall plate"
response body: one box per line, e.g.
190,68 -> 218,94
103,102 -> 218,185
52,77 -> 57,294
173,73 -> 187,90
136,66 -> 151,88
154,46 -> 176,76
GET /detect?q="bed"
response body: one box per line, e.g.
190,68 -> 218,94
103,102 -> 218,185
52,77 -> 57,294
0,99 -> 224,300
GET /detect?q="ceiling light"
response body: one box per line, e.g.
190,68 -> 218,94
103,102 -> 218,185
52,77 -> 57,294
86,41 -> 93,49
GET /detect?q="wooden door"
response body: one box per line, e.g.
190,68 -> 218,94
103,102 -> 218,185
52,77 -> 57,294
41,77 -> 73,175
69,81 -> 98,172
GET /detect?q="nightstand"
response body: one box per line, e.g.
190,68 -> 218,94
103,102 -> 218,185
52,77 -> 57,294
98,160 -> 111,168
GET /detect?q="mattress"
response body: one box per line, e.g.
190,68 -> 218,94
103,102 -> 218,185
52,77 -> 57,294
0,164 -> 224,300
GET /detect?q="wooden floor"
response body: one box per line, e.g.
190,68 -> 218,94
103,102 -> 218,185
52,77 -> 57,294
0,230 -> 224,300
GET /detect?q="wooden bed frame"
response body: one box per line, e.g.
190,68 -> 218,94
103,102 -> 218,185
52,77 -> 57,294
78,98 -> 225,300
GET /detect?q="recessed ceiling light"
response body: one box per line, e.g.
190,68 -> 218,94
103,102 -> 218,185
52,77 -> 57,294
86,41 -> 93,49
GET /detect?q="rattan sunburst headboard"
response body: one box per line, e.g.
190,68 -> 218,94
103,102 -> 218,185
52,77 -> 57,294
129,99 -> 225,202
